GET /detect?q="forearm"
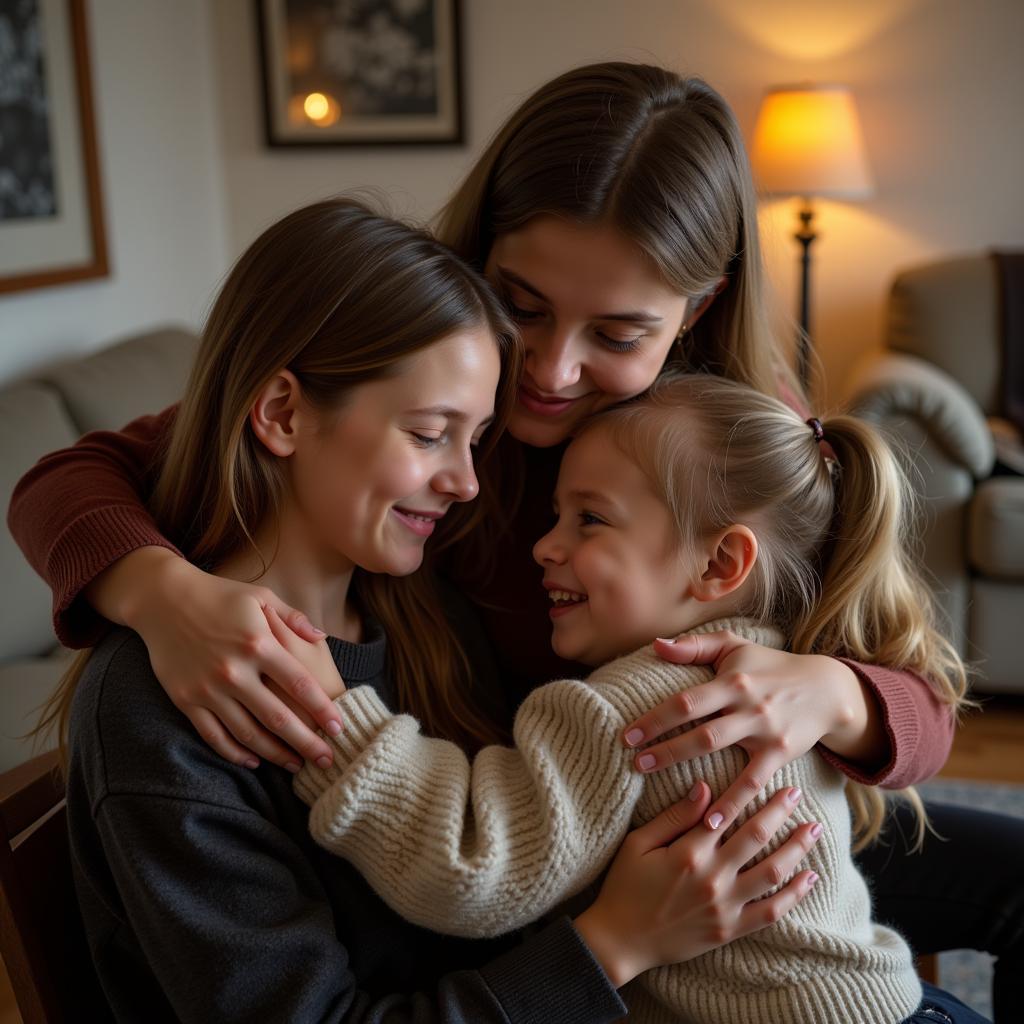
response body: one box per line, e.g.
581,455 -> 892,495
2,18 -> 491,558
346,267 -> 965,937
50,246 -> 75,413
817,657 -> 889,767
295,682 -> 639,938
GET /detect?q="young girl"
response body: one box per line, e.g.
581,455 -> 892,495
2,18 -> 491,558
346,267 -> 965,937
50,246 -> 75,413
50,200 -> 816,1023
12,63 -> 1021,1015
289,373 -> 975,1024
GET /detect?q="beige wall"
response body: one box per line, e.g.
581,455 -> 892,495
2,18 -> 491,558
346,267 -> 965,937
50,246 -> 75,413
211,0 -> 1024,404
0,0 -> 228,382
4,0 -> 1022,402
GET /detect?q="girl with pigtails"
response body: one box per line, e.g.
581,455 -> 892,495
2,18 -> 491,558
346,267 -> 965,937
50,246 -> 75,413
287,373 -> 970,1024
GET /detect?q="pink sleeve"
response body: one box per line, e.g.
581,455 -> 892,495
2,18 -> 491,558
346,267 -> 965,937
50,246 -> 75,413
816,659 -> 955,789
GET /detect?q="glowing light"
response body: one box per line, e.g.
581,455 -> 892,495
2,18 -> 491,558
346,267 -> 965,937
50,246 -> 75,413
304,92 -> 330,122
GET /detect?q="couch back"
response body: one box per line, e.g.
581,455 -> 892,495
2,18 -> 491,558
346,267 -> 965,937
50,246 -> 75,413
886,254 -> 1002,415
0,327 -> 199,664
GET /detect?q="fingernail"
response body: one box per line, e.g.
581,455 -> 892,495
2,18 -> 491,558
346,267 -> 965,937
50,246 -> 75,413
243,758 -> 259,770
326,719 -> 342,736
285,762 -> 301,774
688,783 -> 703,801
316,755 -> 331,770
637,753 -> 657,771
788,787 -> 802,804
655,636 -> 677,644
810,822 -> 823,839
311,626 -> 327,637
806,872 -> 819,888
707,812 -> 724,830
624,728 -> 645,747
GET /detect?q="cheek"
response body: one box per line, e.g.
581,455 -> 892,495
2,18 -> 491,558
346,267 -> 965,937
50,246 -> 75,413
585,344 -> 674,408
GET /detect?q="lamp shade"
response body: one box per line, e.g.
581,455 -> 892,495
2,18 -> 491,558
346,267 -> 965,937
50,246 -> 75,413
751,84 -> 873,199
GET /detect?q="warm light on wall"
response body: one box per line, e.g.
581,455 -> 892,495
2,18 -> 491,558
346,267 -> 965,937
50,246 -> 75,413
751,84 -> 873,199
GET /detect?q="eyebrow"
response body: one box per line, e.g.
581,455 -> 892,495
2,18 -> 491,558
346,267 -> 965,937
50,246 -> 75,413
567,488 -> 618,507
496,267 -> 664,324
407,406 -> 494,428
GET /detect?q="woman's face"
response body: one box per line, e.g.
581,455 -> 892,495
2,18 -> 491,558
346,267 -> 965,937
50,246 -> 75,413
485,216 -> 689,448
289,328 -> 501,577
532,425 -> 695,667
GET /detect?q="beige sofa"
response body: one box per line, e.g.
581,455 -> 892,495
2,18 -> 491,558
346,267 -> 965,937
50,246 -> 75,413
845,255 -> 1024,693
0,327 -> 198,771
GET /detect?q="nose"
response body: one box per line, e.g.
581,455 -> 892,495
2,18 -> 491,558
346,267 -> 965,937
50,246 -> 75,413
432,448 -> 479,503
533,523 -> 567,567
524,325 -> 582,394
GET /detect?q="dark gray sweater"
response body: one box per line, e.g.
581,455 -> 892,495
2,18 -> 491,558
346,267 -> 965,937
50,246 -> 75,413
67,624 -> 626,1023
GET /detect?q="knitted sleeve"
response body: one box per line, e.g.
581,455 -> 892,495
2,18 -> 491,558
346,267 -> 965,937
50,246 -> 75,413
6,405 -> 180,647
294,675 -> 656,939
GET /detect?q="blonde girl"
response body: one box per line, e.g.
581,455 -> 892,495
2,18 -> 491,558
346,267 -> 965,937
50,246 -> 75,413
289,374 -> 978,1024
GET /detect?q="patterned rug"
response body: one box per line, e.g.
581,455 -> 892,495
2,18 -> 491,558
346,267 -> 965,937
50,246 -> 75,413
913,777 -> 1024,1020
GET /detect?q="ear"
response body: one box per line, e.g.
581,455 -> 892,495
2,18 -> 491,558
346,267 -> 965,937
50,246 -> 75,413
684,275 -> 729,331
691,525 -> 758,602
249,369 -> 305,458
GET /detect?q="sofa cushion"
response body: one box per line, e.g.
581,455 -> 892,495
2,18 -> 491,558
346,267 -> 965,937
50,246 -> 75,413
969,579 -> 1024,693
0,384 -> 81,662
968,477 -> 1024,579
38,325 -> 198,434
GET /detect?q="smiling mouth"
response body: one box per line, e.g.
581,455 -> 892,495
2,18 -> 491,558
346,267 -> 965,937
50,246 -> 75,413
392,507 -> 443,538
517,385 -> 584,418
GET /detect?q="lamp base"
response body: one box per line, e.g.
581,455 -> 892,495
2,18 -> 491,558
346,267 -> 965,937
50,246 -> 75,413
795,201 -> 817,388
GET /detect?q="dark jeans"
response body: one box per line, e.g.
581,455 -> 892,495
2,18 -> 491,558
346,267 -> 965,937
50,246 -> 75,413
856,801 -> 1024,1023
903,982 -> 994,1023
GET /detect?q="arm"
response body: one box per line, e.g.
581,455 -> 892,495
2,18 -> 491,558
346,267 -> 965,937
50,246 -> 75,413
620,634 -> 955,832
295,678 -> 643,939
6,408 -> 344,769
91,788 -> 625,1024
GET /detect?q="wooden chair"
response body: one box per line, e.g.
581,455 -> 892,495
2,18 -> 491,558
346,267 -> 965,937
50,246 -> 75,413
0,750 -> 110,1023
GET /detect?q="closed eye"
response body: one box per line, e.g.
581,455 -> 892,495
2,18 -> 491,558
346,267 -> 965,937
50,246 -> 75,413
411,432 -> 445,448
578,511 -> 605,526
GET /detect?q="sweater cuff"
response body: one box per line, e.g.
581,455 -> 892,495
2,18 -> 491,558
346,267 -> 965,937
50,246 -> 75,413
293,685 -> 396,806
46,504 -> 182,648
818,658 -> 921,787
478,917 -> 626,1024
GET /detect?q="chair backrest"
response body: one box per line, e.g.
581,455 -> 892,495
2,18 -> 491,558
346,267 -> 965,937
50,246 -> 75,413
0,751 -> 110,1023
886,254 -> 1002,415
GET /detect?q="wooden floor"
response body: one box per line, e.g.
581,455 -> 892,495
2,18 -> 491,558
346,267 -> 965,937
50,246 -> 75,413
2,696 -> 1021,1021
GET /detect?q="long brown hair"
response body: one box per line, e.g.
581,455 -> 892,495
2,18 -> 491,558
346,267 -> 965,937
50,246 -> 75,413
593,373 -> 972,850
436,62 -> 797,401
37,198 -> 521,759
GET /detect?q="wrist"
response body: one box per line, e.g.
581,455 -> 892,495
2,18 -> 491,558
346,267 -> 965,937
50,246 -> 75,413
573,907 -> 639,989
819,657 -> 882,762
106,546 -> 189,631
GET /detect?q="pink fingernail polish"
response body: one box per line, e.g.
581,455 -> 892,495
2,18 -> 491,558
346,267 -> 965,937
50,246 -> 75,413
810,823 -> 823,839
285,762 -> 301,774
311,627 -> 327,637
788,787 -> 802,804
688,783 -> 703,802
807,872 -> 819,888
637,753 -> 657,771
707,812 -> 724,830
243,758 -> 259,770
624,728 -> 645,747
316,756 -> 331,770
326,719 -> 342,736
655,636 -> 677,644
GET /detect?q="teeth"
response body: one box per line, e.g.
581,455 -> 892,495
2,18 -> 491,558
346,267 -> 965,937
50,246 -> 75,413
399,511 -> 433,522
549,589 -> 586,604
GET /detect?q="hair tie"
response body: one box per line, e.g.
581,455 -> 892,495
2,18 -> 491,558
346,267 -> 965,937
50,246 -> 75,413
806,417 -> 825,443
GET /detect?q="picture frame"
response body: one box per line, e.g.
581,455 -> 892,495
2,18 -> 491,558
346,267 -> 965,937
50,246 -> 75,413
256,0 -> 463,147
0,0 -> 108,296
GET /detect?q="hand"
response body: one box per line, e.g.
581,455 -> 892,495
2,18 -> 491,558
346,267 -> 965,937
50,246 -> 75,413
263,606 -> 345,702
621,630 -> 883,833
116,549 -> 344,771
574,784 -> 820,987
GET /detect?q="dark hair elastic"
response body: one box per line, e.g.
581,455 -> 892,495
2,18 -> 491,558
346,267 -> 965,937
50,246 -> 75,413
806,417 -> 825,443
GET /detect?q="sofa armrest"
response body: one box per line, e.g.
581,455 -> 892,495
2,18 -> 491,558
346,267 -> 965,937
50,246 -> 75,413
844,352 -> 995,480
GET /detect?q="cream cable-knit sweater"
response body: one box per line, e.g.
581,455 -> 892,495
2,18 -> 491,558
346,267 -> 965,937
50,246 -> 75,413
295,617 -> 921,1024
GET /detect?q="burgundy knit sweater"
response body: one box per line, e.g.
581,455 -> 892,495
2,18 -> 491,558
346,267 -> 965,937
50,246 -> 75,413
7,405 -> 953,788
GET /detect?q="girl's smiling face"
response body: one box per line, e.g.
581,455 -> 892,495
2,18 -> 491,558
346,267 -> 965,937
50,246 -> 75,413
287,328 -> 501,577
485,216 -> 690,449
531,424 -> 696,666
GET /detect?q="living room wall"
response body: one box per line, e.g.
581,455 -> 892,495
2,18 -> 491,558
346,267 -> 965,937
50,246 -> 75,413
0,0 -> 228,383
3,0 -> 1022,401
210,0 -> 1024,403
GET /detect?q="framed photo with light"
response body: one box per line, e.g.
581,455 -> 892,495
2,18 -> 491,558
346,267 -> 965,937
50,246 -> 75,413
257,0 -> 463,147
0,0 -> 108,295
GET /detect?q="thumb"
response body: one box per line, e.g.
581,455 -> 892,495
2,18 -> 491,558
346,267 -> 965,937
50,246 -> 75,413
654,630 -> 751,670
627,782 -> 712,850
265,597 -> 326,641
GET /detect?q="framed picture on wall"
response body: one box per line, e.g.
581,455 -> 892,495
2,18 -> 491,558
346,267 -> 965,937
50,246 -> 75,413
257,0 -> 463,146
0,0 -> 108,296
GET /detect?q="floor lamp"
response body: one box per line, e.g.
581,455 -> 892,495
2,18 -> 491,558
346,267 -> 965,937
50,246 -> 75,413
751,84 -> 874,387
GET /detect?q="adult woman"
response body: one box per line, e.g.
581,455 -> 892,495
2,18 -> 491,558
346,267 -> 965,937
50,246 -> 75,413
11,64 -> 1023,1016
